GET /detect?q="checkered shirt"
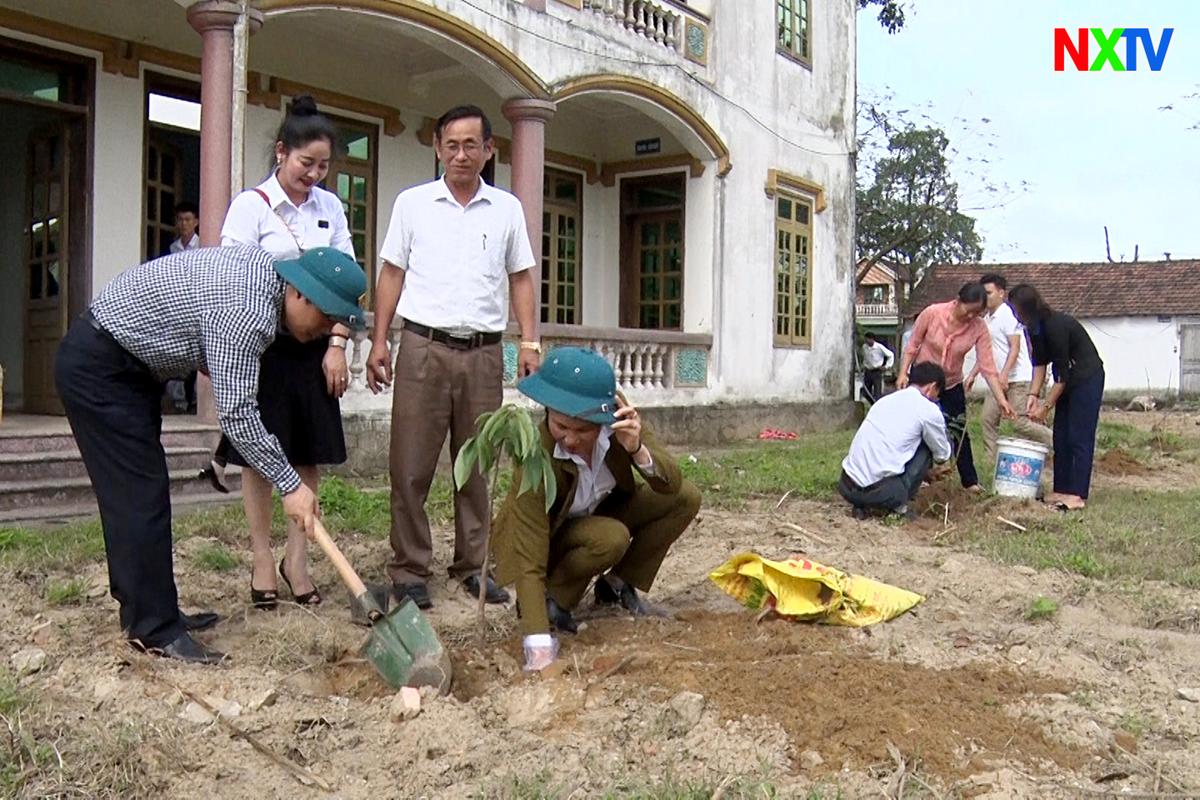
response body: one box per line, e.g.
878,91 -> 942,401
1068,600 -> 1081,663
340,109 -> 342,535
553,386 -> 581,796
90,245 -> 301,494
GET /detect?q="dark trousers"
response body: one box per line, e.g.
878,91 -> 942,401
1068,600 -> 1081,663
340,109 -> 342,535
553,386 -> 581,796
863,369 -> 883,402
939,384 -> 978,488
1053,369 -> 1105,499
838,444 -> 933,512
54,317 -> 184,648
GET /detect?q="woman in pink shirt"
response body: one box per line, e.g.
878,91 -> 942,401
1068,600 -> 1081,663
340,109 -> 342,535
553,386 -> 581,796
898,283 -> 1015,490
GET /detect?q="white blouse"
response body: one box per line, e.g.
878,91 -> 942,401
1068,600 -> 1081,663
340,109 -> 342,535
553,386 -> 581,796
221,172 -> 354,260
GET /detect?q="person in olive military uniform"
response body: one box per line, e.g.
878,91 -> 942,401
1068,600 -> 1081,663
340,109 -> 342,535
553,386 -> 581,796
491,346 -> 702,671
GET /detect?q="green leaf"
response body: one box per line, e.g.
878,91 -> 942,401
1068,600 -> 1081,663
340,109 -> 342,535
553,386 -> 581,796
453,438 -> 479,491
517,460 -> 537,497
475,436 -> 496,475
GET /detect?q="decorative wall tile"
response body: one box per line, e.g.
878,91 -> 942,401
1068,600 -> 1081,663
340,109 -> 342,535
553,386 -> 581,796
675,348 -> 708,387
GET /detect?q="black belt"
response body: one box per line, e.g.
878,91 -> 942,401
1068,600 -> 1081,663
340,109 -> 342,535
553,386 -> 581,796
82,309 -> 115,342
402,319 -> 502,350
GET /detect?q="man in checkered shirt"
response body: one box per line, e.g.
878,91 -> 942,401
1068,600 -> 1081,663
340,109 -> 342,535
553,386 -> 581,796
55,244 -> 365,664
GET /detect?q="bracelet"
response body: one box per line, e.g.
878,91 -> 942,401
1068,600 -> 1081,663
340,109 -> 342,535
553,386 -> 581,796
519,341 -> 542,353
328,335 -> 348,350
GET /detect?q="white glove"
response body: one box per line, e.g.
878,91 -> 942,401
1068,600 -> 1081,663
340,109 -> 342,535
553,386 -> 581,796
523,634 -> 559,671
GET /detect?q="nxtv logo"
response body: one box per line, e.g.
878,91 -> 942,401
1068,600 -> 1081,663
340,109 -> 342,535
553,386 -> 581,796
1054,28 -> 1174,71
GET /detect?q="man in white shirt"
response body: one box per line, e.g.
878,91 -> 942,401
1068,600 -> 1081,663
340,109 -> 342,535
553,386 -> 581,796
366,105 -> 540,611
168,201 -> 200,255
860,332 -> 894,401
839,361 -> 953,519
966,273 -> 1053,470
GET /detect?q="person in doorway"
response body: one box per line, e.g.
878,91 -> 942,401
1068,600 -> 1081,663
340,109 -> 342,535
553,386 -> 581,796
1007,285 -> 1105,511
897,282 -> 1016,491
861,331 -> 894,402
366,104 -> 540,611
966,273 -> 1053,472
839,361 -> 953,520
54,245 -> 365,664
168,201 -> 200,255
215,95 -> 356,610
492,347 -> 702,671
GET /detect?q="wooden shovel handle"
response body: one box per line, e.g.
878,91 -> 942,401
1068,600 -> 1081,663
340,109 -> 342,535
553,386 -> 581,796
308,518 -> 368,598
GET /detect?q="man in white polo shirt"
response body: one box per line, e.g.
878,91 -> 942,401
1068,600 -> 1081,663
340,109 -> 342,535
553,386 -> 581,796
967,273 -> 1053,470
839,361 -> 953,520
366,105 -> 540,611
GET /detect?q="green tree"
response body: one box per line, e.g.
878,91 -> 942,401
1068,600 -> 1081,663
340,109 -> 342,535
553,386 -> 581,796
858,0 -> 907,34
856,124 -> 983,286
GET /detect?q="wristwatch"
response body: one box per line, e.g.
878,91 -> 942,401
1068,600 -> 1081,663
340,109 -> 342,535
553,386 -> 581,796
519,341 -> 542,353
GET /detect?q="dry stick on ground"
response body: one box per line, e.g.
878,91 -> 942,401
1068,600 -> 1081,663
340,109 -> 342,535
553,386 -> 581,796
997,515 -> 1027,532
774,489 -> 793,510
145,672 -> 332,792
1116,741 -> 1189,794
778,521 -> 831,545
590,654 -> 635,683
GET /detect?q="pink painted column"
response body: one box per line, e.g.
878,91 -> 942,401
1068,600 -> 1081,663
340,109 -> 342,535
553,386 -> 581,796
502,98 -> 556,321
525,0 -> 547,10
187,1 -> 261,246
188,1 -> 262,424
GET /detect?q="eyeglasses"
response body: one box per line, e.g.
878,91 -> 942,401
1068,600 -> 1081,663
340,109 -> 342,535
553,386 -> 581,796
439,141 -> 485,157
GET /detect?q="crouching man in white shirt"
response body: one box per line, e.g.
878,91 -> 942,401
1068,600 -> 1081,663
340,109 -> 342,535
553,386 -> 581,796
839,361 -> 953,520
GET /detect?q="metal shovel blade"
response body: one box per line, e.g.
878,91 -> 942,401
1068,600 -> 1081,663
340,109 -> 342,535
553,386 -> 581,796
359,595 -> 452,693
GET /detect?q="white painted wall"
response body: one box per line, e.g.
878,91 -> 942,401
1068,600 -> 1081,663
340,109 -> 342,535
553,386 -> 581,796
90,70 -> 145,295
954,315 -> 1200,395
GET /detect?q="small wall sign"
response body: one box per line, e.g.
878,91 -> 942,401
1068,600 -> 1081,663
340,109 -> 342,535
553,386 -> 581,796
635,138 -> 661,155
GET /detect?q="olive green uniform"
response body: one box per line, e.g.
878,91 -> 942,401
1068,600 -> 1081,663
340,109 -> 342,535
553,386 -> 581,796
492,420 -> 701,635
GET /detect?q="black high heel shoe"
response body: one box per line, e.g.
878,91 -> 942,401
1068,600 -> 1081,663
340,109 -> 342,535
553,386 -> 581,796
279,558 -> 322,606
250,571 -> 278,611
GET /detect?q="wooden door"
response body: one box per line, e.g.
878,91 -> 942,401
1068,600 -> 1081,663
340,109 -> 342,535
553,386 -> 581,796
1181,325 -> 1200,397
23,123 -> 70,414
145,132 -> 183,259
621,211 -> 684,330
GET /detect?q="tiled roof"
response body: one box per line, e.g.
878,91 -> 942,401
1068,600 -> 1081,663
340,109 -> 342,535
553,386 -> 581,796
905,261 -> 1200,319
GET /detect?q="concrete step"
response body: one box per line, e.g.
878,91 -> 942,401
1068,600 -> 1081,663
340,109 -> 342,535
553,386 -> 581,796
0,466 -> 242,514
0,423 -> 220,455
0,489 -> 243,528
0,446 -> 214,482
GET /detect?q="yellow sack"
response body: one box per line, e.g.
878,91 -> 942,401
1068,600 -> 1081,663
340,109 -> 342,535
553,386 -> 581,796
709,552 -> 923,627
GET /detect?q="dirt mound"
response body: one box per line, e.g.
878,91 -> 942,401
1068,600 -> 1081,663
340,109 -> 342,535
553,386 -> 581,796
1096,448 -> 1150,476
452,613 -> 1086,780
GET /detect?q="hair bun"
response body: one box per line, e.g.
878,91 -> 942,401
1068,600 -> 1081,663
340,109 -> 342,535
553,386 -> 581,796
289,94 -> 319,117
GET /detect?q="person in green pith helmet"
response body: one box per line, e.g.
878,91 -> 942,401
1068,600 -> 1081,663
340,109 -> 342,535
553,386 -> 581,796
491,346 -> 702,672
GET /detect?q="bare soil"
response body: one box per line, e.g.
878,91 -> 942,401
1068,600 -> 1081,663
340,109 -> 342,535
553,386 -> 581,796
6,426 -> 1200,797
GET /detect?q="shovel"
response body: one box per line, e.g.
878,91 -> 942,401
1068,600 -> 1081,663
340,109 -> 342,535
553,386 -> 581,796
308,518 -> 452,693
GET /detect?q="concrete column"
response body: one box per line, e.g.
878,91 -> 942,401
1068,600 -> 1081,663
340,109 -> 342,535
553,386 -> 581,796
501,98 -> 556,324
187,1 -> 262,247
188,1 -> 262,425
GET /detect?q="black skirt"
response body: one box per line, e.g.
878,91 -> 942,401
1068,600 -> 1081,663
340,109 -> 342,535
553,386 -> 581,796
216,334 -> 347,468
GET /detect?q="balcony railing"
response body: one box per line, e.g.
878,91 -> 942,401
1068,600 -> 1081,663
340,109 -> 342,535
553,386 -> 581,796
578,0 -> 710,64
341,316 -> 712,412
856,303 -> 899,318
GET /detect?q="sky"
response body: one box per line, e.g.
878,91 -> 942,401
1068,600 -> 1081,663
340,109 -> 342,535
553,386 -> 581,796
857,1 -> 1199,264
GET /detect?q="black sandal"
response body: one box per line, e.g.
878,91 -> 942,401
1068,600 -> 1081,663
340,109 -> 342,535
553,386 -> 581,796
250,572 -> 278,611
279,558 -> 322,606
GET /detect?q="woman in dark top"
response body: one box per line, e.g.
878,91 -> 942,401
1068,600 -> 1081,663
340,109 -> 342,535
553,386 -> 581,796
1007,285 -> 1105,511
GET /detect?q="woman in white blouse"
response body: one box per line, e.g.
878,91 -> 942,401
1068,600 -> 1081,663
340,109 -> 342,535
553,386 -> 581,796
218,95 -> 355,610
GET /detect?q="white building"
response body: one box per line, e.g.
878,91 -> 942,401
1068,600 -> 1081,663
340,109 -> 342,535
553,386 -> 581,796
906,262 -> 1200,397
0,0 -> 858,451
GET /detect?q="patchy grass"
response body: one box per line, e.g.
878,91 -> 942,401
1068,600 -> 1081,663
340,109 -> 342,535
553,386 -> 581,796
44,578 -> 89,606
968,489 -> 1200,587
192,542 -> 240,572
1024,596 -> 1059,621
494,770 -> 785,800
0,520 -> 106,573
1118,711 -> 1149,739
679,432 -> 853,509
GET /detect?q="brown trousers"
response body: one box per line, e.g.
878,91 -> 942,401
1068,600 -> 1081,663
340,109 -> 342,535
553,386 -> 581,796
545,481 -> 702,613
387,330 -> 502,584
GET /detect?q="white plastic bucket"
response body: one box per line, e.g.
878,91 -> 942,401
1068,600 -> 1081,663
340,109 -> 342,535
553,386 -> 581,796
993,437 -> 1049,498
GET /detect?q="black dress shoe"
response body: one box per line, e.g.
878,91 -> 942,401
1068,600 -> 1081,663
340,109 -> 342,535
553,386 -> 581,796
132,632 -> 227,665
462,574 -> 510,604
546,597 -> 579,634
393,581 -> 433,610
595,575 -> 652,615
180,611 -> 220,632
